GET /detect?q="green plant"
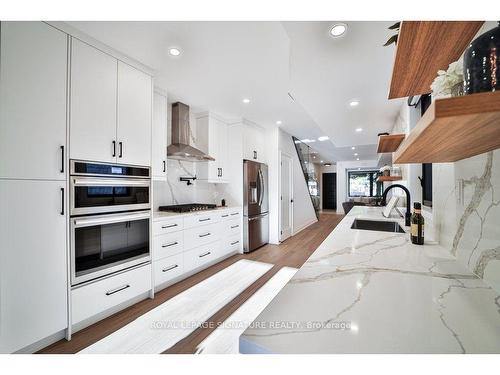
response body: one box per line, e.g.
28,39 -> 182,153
383,22 -> 401,46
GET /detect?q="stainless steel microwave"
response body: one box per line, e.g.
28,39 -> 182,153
70,160 -> 150,216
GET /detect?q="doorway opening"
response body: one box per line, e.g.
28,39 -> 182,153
322,172 -> 337,211
280,152 -> 293,242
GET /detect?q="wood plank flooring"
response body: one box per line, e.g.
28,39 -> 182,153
39,213 -> 343,354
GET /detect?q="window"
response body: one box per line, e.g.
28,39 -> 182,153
348,170 -> 382,197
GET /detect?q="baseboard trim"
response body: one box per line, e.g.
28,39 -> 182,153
292,218 -> 318,236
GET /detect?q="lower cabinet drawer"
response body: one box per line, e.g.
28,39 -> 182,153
221,235 -> 242,256
153,231 -> 184,260
153,217 -> 184,236
184,241 -> 220,273
223,218 -> 241,237
72,264 -> 152,325
154,253 -> 184,286
184,223 -> 220,250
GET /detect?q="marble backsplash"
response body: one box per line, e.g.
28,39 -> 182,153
433,150 -> 500,293
153,160 -> 228,209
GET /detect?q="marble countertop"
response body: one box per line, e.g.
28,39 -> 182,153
240,206 -> 500,354
153,206 -> 241,221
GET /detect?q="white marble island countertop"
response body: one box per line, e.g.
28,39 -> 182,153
240,206 -> 500,354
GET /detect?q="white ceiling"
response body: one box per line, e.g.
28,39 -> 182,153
67,21 -> 403,162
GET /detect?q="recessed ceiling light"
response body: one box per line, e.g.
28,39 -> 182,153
351,146 -> 356,150
354,153 -> 358,156
324,163 -> 332,167
320,160 -> 324,163
318,136 -> 329,141
168,47 -> 181,56
276,120 -> 282,125
242,98 -> 250,104
330,23 -> 347,38
356,158 -> 360,161
349,100 -> 360,107
355,128 -> 363,132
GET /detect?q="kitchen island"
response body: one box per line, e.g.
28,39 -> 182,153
240,206 -> 500,353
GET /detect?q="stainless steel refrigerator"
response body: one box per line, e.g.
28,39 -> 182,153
243,160 -> 269,253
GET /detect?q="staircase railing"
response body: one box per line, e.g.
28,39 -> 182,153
292,136 -> 320,219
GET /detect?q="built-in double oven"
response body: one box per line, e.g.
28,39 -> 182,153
70,160 -> 151,286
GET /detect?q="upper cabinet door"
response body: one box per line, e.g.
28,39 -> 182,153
117,62 -> 152,167
217,119 -> 228,181
70,38 -> 117,163
0,22 -> 67,180
152,91 -> 167,179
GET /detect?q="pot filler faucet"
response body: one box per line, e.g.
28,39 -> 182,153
381,184 -> 411,227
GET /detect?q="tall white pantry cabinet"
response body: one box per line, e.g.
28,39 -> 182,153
0,22 -> 68,353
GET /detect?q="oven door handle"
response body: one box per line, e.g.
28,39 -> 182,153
72,177 -> 150,187
73,211 -> 150,228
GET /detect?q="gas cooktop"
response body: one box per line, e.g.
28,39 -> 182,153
158,203 -> 217,213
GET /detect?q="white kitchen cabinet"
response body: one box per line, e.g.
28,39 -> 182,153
0,180 -> 68,353
70,38 -> 118,163
152,90 -> 168,179
117,61 -> 152,167
0,22 -> 67,180
72,264 -> 151,325
196,113 -> 229,183
243,122 -> 266,163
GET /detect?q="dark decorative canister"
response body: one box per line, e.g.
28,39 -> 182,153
464,22 -> 500,94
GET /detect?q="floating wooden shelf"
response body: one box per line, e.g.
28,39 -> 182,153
394,91 -> 500,164
377,176 -> 402,182
388,21 -> 483,99
377,134 -> 405,153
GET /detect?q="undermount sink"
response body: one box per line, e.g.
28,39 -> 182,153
351,219 -> 406,233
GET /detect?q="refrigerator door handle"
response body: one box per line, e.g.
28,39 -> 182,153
257,169 -> 264,206
248,213 -> 268,221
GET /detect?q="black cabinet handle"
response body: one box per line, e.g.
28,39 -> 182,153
60,145 -> 64,173
162,241 -> 178,248
162,265 -> 178,273
253,151 -> 257,159
199,232 -> 211,238
119,142 -> 123,158
162,223 -> 178,229
112,141 -> 116,157
163,160 -> 166,173
231,240 -> 240,246
60,188 -> 65,216
199,218 -> 211,222
231,225 -> 239,229
105,284 -> 130,296
199,251 -> 211,258
220,168 -> 223,178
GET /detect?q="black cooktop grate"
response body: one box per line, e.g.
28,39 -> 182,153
159,203 -> 217,213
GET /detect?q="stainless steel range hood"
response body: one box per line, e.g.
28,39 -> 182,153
167,102 -> 215,162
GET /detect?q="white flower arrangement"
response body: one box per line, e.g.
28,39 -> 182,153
430,58 -> 464,98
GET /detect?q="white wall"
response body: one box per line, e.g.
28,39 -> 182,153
266,126 -> 280,244
336,159 -> 378,213
278,129 -> 317,235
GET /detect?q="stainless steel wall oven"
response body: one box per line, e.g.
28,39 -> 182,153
69,160 -> 151,286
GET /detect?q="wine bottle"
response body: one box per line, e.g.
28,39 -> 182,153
410,202 -> 424,245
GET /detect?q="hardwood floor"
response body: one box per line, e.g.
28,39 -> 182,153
39,213 -> 343,354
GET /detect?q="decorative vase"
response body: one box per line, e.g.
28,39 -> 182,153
464,22 -> 500,94
450,82 -> 464,97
